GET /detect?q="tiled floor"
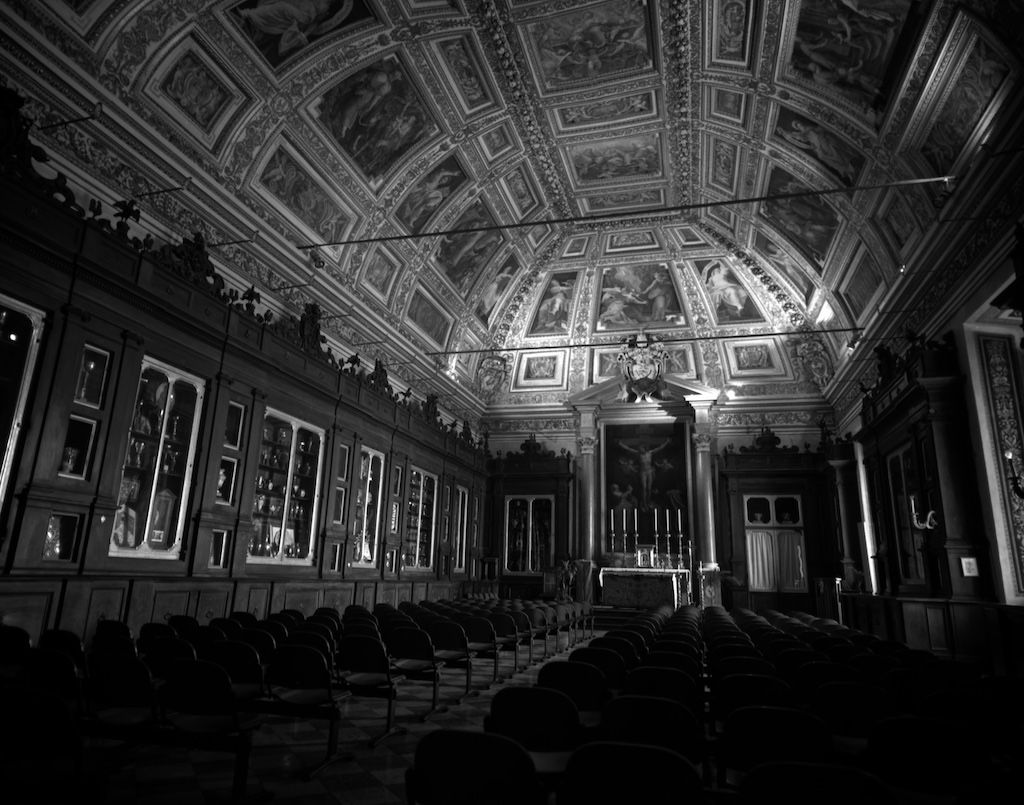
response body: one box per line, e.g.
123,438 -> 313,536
90,637 -> 583,804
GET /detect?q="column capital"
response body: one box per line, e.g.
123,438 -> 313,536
692,432 -> 714,452
577,435 -> 597,455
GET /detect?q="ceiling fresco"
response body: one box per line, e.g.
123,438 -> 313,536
3,0 -> 1023,424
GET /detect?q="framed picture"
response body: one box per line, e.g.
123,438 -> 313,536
391,465 -> 403,496
724,338 -> 787,378
512,350 -> 568,391
837,244 -> 887,326
43,513 -> 80,562
74,345 -> 110,408
224,402 -> 245,449
960,557 -> 980,578
636,546 -> 655,568
562,235 -> 590,258
217,457 -> 238,505
59,415 -> 97,479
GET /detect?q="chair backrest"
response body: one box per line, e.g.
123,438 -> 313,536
17,647 -> 83,713
167,614 -> 199,635
337,634 -> 392,675
624,665 -> 701,711
209,617 -> 244,639
0,624 -> 32,666
229,611 -> 259,627
557,741 -> 702,805
267,643 -> 332,692
740,761 -> 897,805
386,627 -> 435,663
537,660 -> 611,712
139,621 -> 178,641
605,629 -> 648,657
237,628 -> 277,663
342,621 -> 382,639
407,729 -> 546,805
87,651 -> 158,718
427,620 -> 469,653
487,612 -> 517,639
196,640 -> 264,686
589,636 -> 640,669
485,685 -> 580,751
463,616 -> 497,645
94,620 -> 132,639
160,659 -> 242,733
712,673 -> 794,719
253,619 -> 289,643
89,632 -> 138,657
38,629 -> 86,672
187,625 -> 228,647
599,695 -> 703,761
141,636 -> 197,681
568,647 -> 627,689
280,608 -> 306,622
721,705 -> 834,771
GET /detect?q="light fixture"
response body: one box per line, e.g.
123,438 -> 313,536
1005,450 -> 1024,499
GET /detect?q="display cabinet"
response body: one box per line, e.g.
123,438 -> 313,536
352,445 -> 385,568
247,409 -> 324,564
404,466 -> 437,570
504,495 -> 553,574
743,494 -> 807,593
109,358 -> 205,559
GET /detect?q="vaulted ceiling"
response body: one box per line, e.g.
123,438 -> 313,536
4,0 -> 1022,427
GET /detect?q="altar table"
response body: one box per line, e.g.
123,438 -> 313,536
598,567 -> 691,609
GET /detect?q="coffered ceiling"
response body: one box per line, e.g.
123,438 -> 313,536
4,0 -> 1022,425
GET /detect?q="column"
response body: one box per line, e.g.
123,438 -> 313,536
574,409 -> 599,604
829,455 -> 862,590
692,430 -> 720,607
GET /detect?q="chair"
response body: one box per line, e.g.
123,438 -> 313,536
237,627 -> 277,664
229,610 -> 259,627
624,666 -> 702,714
386,627 -> 445,721
488,611 -> 522,675
428,620 -> 477,703
711,673 -> 794,726
253,618 -> 289,643
640,649 -> 702,681
568,646 -> 627,690
605,629 -> 648,659
186,624 -> 227,649
166,614 -> 199,637
94,619 -> 133,640
253,643 -> 354,777
716,706 -> 834,787
709,655 -> 776,679
336,635 -> 407,747
484,685 -> 584,778
198,640 -> 266,700
139,635 -> 196,681
280,607 -> 305,622
38,628 -> 87,675
739,761 -> 897,805
599,695 -> 704,763
209,617 -> 244,639
463,616 -> 502,686
85,651 -> 159,729
865,715 -> 993,797
0,686 -> 104,802
17,647 -> 84,716
557,741 -> 703,805
810,681 -> 901,754
0,623 -> 32,678
89,632 -> 138,658
537,660 -> 611,727
159,659 -> 266,799
406,729 -> 547,805
524,606 -> 555,660
590,635 -> 640,669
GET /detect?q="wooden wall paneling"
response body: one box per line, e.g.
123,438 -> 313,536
396,585 -> 411,605
0,580 -> 61,644
948,602 -> 990,667
357,582 -> 376,610
235,582 -> 271,619
149,587 -> 195,624
376,583 -> 397,607
322,582 -> 355,614
194,584 -> 233,623
60,580 -> 129,643
282,586 -> 322,617
412,582 -> 429,604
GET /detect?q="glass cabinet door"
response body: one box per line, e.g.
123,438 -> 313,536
504,495 -> 553,574
352,446 -> 385,567
405,467 -> 437,570
743,494 -> 807,592
453,486 -> 469,573
110,358 -> 205,558
248,410 -> 324,564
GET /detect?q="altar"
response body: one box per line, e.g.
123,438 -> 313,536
598,567 -> 691,609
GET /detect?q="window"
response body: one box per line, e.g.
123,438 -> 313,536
744,495 -> 806,592
453,486 -> 469,573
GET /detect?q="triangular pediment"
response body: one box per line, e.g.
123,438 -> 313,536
566,374 -> 720,408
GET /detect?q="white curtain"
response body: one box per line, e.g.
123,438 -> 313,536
777,530 -> 806,591
746,530 -> 775,591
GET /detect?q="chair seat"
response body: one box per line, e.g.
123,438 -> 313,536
392,658 -> 436,674
529,749 -> 574,776
435,649 -> 473,662
342,671 -> 405,687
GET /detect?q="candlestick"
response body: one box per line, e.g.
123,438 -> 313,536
609,509 -> 614,534
622,510 -> 626,533
677,509 -> 682,533
654,509 -> 659,532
